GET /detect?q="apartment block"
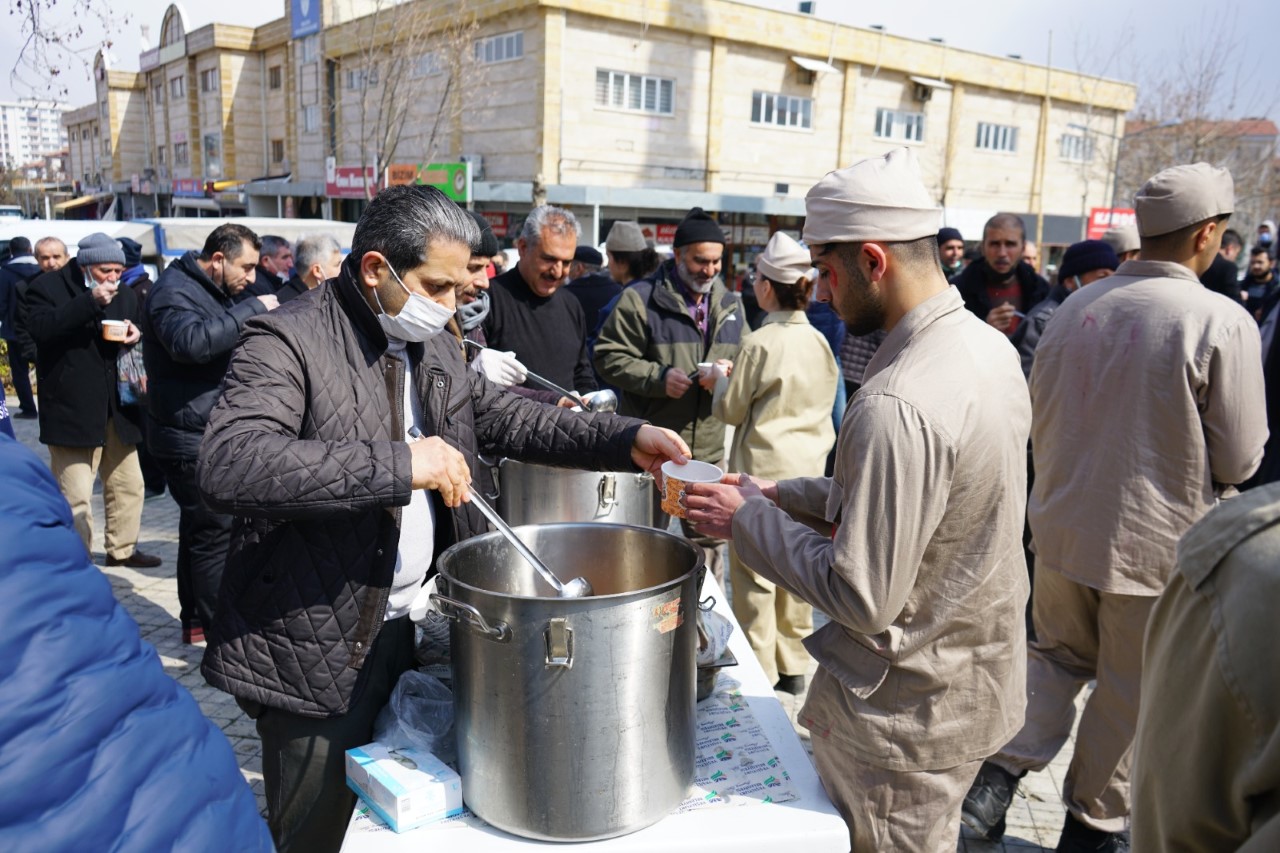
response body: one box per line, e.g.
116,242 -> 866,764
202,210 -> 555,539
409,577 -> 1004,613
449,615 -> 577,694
64,0 -> 1137,257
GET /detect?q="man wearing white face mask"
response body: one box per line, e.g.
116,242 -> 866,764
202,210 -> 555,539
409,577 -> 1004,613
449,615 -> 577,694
196,185 -> 691,853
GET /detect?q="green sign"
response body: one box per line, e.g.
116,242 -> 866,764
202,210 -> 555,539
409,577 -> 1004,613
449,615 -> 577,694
416,162 -> 470,202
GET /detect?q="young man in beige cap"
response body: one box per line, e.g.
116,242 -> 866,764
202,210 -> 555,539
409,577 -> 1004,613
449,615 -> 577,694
962,162 -> 1268,853
685,148 -> 1032,852
1100,223 -> 1140,262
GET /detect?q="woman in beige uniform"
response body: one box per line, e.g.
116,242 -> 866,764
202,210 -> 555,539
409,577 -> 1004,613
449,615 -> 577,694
712,231 -> 838,694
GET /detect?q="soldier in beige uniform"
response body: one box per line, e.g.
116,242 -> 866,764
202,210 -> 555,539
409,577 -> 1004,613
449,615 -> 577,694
1131,483 -> 1280,852
711,231 -> 838,693
686,148 -> 1032,853
962,163 -> 1268,852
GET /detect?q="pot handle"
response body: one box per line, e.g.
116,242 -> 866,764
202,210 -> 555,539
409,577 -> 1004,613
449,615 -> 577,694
545,618 -> 574,668
597,473 -> 618,515
429,593 -> 510,642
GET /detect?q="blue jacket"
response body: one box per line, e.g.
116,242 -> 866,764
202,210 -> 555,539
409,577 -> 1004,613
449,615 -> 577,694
0,434 -> 272,851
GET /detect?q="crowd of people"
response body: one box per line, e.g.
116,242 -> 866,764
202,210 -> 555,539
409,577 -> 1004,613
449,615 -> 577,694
2,145 -> 1279,853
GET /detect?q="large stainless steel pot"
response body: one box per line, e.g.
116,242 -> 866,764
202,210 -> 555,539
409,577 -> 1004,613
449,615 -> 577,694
494,460 -> 655,527
433,523 -> 704,841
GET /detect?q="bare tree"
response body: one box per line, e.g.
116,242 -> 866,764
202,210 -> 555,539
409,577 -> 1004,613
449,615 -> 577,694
337,0 -> 486,200
8,0 -> 126,98
1113,9 -> 1279,228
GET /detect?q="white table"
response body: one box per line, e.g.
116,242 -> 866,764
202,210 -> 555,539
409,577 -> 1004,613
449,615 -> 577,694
342,576 -> 849,852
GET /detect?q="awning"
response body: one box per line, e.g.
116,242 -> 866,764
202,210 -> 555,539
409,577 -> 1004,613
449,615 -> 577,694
53,194 -> 110,212
171,197 -> 221,213
791,55 -> 838,75
909,75 -> 953,91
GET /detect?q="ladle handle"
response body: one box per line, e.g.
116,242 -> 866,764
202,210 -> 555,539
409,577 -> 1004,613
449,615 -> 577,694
466,488 -> 567,595
462,339 -> 588,409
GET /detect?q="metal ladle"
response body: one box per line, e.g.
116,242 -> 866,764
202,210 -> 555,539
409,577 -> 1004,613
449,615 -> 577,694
462,339 -> 593,409
466,489 -> 594,598
408,425 -> 591,596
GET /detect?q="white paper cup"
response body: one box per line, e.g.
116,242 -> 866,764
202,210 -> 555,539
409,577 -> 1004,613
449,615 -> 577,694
660,459 -> 723,518
101,320 -> 128,342
696,361 -> 713,378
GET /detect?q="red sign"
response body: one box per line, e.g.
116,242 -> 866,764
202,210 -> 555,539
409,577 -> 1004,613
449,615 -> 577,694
481,211 -> 509,237
171,178 -> 205,197
640,223 -> 678,245
326,165 -> 378,199
1087,207 -> 1136,240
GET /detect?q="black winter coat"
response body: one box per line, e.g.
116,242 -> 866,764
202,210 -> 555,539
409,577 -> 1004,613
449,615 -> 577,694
197,263 -> 644,718
950,258 -> 1050,323
142,251 -> 267,460
24,259 -> 143,448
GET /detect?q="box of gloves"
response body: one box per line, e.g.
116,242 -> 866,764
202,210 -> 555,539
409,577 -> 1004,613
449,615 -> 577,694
345,742 -> 463,832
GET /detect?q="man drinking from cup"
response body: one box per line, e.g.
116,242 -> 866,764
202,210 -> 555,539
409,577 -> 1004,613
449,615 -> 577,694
22,232 -> 161,568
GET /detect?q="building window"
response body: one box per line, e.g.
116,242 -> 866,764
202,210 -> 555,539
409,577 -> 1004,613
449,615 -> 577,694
976,122 -> 1018,153
594,70 -> 674,115
199,68 -> 219,93
303,105 -> 320,133
411,52 -> 442,78
300,35 -> 319,63
173,141 -> 189,165
270,139 -> 284,164
1059,133 -> 1095,162
153,81 -> 164,104
475,31 -> 523,65
268,65 -> 282,90
156,145 -> 166,166
874,107 -> 925,143
71,130 -> 77,142
346,67 -> 378,90
751,91 -> 812,129
102,139 -> 111,156
170,76 -> 185,98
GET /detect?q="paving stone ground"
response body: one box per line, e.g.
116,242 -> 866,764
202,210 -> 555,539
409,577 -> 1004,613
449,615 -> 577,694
8,393 -> 1084,850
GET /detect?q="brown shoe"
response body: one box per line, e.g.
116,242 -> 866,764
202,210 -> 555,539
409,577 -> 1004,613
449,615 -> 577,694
106,550 -> 163,568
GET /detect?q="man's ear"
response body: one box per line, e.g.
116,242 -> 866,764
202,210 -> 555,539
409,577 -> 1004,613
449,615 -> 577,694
359,252 -> 385,289
863,242 -> 890,283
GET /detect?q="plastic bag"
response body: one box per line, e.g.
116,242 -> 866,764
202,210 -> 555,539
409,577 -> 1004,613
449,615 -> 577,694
373,670 -> 456,766
697,608 -> 734,666
117,345 -> 147,406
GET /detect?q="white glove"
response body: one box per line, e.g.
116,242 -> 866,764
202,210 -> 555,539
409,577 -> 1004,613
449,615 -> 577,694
469,348 -> 528,387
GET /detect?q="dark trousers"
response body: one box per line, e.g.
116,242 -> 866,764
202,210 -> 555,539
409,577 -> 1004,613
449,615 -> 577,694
158,456 -> 232,631
135,439 -> 166,495
4,342 -> 36,412
241,617 -> 415,853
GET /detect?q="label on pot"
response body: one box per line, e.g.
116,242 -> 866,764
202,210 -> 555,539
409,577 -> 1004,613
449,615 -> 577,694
652,598 -> 683,634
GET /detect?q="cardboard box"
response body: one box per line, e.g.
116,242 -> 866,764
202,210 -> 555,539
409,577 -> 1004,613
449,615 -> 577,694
345,742 -> 463,833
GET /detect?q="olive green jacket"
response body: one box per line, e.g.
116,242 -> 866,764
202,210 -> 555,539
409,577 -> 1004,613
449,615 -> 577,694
594,261 -> 747,463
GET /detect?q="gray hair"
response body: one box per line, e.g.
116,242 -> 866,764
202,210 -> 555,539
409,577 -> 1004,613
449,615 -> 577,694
294,233 -> 341,274
520,205 -> 580,248
351,185 -> 479,272
260,234 -> 292,259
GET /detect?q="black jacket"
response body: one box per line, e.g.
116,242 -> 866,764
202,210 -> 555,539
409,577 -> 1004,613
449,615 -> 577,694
950,258 -> 1050,324
197,261 -> 644,717
142,251 -> 267,460
0,256 -> 40,345
1200,255 -> 1242,303
564,272 -> 622,334
23,259 -> 143,447
482,266 -> 598,393
276,273 -> 310,303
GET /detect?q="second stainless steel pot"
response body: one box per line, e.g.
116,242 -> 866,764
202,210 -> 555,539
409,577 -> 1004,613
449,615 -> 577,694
494,459 -> 655,527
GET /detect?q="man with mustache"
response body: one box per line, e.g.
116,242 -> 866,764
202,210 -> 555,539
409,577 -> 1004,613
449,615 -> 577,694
951,212 -> 1049,339
481,205 -> 597,397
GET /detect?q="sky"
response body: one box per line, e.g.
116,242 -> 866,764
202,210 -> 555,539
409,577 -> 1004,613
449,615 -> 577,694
2,0 -> 1275,125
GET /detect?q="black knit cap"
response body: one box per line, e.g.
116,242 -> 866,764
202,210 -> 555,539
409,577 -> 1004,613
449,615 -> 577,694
673,207 -> 726,248
118,237 -> 143,267
936,227 -> 963,245
1058,239 -> 1119,285
466,210 -> 500,258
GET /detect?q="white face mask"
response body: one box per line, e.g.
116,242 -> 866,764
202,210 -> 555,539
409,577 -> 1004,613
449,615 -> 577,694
373,262 -> 454,342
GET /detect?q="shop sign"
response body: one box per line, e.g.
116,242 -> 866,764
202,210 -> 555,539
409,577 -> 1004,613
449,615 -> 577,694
171,178 -> 205,197
640,223 -> 678,245
326,164 -> 377,199
480,211 -> 509,237
1087,207 -> 1136,240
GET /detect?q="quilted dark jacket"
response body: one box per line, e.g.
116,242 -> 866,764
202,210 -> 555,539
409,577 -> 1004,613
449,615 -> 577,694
197,262 -> 644,718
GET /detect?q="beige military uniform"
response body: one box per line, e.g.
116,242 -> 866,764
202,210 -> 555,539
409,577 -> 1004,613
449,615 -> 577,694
712,309 -> 837,683
731,287 -> 1031,852
992,259 -> 1268,832
1132,483 -> 1280,852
